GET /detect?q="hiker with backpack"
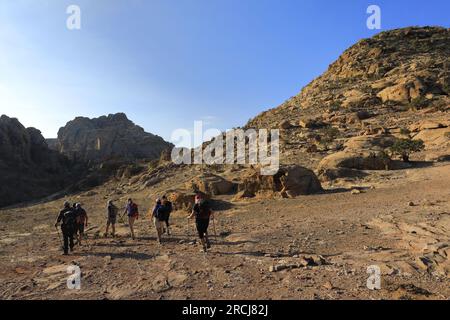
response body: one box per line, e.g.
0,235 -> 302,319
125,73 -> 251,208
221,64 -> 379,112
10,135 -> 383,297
74,203 -> 88,246
152,195 -> 174,243
105,200 -> 118,238
188,194 -> 213,252
152,198 -> 164,244
54,201 -> 77,255
161,195 -> 173,236
122,198 -> 139,240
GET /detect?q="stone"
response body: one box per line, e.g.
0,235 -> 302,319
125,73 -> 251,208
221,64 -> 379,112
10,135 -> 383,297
186,174 -> 236,196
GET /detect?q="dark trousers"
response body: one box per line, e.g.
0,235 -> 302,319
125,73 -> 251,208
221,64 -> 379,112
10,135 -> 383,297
62,227 -> 74,254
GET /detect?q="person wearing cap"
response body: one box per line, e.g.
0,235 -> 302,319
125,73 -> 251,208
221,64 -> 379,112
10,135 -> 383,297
54,201 -> 77,255
152,198 -> 164,244
188,193 -> 213,252
105,200 -> 118,238
74,203 -> 88,246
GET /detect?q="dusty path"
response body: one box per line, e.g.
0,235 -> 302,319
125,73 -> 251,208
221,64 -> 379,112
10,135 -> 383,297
0,164 -> 449,300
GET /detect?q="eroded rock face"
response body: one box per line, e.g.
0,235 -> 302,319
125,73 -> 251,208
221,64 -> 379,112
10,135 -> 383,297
0,115 -> 73,208
238,165 -> 322,198
317,135 -> 397,180
56,113 -> 173,163
186,174 -> 236,196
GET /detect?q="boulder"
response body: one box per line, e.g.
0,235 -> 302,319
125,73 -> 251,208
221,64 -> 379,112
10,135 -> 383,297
377,78 -> 427,104
238,165 -> 322,198
279,120 -> 292,129
279,165 -> 323,197
409,120 -> 448,132
186,174 -> 236,196
317,135 -> 397,180
299,117 -> 325,129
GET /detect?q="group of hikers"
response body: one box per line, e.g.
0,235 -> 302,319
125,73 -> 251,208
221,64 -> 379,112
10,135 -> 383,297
54,193 -> 214,255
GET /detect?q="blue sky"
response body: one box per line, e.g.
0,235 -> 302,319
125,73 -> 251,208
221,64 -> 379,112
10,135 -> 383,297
1,0 -> 449,146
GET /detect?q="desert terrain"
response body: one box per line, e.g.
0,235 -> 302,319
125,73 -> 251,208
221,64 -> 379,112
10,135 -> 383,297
0,160 -> 449,300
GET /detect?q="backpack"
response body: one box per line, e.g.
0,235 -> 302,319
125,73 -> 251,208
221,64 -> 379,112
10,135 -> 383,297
76,208 -> 87,224
156,202 -> 173,221
62,208 -> 77,229
196,200 -> 211,219
131,203 -> 139,215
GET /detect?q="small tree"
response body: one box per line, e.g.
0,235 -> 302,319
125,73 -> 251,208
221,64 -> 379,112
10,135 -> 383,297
320,127 -> 340,150
390,138 -> 425,162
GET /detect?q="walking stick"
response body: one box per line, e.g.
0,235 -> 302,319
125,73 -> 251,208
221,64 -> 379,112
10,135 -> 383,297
212,215 -> 217,238
55,226 -> 64,250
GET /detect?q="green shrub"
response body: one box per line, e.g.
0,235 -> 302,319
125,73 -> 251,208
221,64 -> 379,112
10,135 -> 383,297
390,138 -> 425,162
410,96 -> 428,109
320,127 -> 340,149
400,128 -> 411,136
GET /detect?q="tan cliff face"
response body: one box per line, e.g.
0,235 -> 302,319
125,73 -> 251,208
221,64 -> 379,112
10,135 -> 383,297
56,113 -> 174,164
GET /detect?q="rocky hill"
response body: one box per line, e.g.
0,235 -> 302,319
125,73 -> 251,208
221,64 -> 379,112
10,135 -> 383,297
246,26 -> 449,174
0,115 -> 74,208
56,113 -> 173,164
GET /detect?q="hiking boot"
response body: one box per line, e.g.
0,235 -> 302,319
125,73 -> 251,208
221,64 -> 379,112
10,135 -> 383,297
206,240 -> 211,249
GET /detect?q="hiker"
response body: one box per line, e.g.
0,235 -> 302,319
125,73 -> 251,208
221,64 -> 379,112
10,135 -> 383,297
74,203 -> 88,246
54,201 -> 77,255
122,198 -> 139,240
161,195 -> 173,236
105,200 -> 118,238
152,198 -> 164,244
188,194 -> 213,252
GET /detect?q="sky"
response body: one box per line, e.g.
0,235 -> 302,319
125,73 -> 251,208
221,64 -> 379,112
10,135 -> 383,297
0,0 -> 449,147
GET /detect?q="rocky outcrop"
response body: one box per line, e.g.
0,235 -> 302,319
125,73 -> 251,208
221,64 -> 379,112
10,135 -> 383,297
0,115 -> 73,208
186,174 -> 236,196
317,135 -> 397,180
56,113 -> 173,163
245,27 -> 449,178
238,165 -> 322,198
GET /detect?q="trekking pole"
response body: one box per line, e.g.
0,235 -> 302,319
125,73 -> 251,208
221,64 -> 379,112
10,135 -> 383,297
212,215 -> 217,238
55,226 -> 64,250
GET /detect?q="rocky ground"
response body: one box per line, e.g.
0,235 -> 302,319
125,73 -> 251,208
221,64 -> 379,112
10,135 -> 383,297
0,161 -> 448,300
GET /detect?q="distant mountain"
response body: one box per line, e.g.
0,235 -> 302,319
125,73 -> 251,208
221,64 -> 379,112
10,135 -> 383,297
55,113 -> 174,164
0,115 -> 73,208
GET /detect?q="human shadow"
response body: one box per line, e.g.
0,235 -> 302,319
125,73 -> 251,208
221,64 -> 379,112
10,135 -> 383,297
80,251 -> 155,261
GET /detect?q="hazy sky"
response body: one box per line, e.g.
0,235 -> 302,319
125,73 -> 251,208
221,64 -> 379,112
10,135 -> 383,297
1,0 -> 449,145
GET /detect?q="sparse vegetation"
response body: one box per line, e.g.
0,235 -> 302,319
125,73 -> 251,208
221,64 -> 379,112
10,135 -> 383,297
400,128 -> 411,136
319,126 -> 340,150
410,96 -> 429,110
390,138 -> 425,162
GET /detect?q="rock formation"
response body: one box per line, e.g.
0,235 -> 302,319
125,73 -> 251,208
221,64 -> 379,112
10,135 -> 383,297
0,115 -> 73,208
56,113 -> 173,163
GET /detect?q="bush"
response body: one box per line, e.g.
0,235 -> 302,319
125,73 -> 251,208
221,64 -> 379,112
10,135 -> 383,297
410,96 -> 429,110
400,128 -> 411,136
320,127 -> 340,149
390,138 -> 425,162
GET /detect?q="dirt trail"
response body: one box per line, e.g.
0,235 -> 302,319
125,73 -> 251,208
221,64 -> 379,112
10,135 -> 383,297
0,163 -> 449,300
